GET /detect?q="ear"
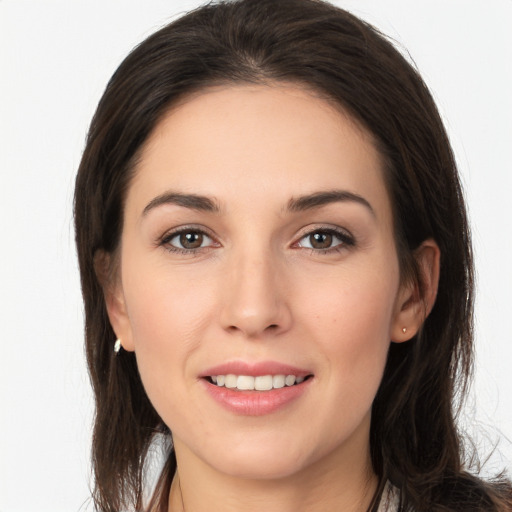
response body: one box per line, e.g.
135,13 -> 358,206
390,239 -> 440,343
94,250 -> 135,352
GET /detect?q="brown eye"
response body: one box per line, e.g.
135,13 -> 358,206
179,232 -> 204,249
164,230 -> 214,251
297,228 -> 354,252
309,232 -> 332,249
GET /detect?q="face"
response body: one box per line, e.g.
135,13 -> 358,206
109,84 -> 413,481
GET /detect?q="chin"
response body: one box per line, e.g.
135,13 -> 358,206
190,430 -> 327,481
211,450 -> 310,481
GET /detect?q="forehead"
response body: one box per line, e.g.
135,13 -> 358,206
127,84 -> 391,222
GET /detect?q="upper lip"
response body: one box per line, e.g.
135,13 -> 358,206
200,360 -> 312,378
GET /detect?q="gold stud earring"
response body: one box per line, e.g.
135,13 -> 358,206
402,327 -> 407,334
114,339 -> 122,354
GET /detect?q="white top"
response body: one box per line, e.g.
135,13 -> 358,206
377,482 -> 400,512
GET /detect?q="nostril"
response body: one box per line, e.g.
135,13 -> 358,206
226,323 -> 280,335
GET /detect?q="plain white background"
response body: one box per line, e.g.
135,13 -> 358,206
1,1 -> 510,511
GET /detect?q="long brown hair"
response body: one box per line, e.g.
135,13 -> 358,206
74,0 -> 511,510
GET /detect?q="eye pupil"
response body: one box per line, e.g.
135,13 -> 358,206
180,232 -> 203,249
310,232 -> 332,249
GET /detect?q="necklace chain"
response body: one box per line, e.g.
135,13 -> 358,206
178,476 -> 186,512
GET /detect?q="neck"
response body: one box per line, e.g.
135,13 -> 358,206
168,439 -> 378,512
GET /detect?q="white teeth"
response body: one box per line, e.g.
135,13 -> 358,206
285,375 -> 296,386
210,374 -> 307,390
255,375 -> 273,391
224,374 -> 237,388
272,375 -> 285,389
237,375 -> 255,390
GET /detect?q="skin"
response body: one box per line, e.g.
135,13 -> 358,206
104,84 -> 439,512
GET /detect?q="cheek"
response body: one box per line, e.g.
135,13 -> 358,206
123,256 -> 216,345
300,262 -> 398,340
296,262 -> 398,391
120,257 -> 219,402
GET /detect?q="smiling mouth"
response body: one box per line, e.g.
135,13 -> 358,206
206,374 -> 313,391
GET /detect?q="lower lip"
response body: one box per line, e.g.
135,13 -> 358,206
202,379 -> 312,416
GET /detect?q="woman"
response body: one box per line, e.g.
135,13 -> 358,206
73,0 -> 512,510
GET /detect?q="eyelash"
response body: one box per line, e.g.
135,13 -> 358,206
159,226 -> 355,255
294,227 -> 355,255
160,226 -> 217,255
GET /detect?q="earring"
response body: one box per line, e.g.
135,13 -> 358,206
114,339 -> 122,354
402,327 -> 407,334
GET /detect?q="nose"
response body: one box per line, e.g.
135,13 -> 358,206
219,249 -> 292,338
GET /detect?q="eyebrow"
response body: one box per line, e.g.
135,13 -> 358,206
287,190 -> 375,216
142,192 -> 221,216
141,189 -> 374,217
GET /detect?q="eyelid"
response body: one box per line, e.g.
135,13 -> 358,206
157,223 -> 355,254
159,225 -> 220,252
292,225 -> 356,251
